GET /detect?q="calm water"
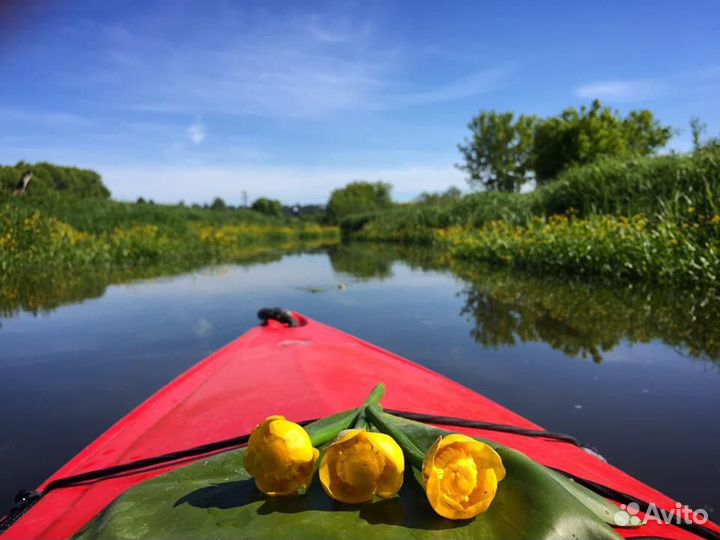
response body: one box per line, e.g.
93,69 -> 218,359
1,243 -> 719,518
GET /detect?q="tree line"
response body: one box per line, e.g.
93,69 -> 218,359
456,99 -> 678,192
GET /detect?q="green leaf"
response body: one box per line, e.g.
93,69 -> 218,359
374,412 -> 632,529
544,468 -> 637,528
75,411 -> 623,540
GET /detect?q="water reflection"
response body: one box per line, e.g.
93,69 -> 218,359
457,269 -> 720,363
0,241 -> 333,321
328,243 -> 395,279
2,241 -> 719,365
327,243 -> 720,365
327,243 -> 442,280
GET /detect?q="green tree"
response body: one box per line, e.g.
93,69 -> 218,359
326,181 -> 392,223
416,186 -> 463,205
533,100 -> 672,184
210,197 -> 227,211
251,197 -> 284,217
457,112 -> 537,192
690,117 -> 706,150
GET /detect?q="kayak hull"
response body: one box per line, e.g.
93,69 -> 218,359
2,313 -> 717,539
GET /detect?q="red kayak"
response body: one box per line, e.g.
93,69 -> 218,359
1,311 -> 718,539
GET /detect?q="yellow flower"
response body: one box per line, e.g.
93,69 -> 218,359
423,434 -> 505,520
319,429 -> 404,504
244,416 -> 319,496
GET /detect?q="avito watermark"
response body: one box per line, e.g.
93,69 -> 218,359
614,502 -> 709,526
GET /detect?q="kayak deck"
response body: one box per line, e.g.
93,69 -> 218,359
2,313 -> 717,539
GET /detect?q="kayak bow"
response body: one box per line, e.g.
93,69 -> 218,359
1,310 -> 717,539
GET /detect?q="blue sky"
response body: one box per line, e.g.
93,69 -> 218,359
1,0 -> 718,204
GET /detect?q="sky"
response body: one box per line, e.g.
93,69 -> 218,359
0,0 -> 718,205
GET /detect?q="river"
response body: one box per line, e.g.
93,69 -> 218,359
1,242 -> 718,518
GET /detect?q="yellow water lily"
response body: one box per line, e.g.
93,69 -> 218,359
244,415 -> 319,496
319,429 -> 404,504
423,434 -> 506,520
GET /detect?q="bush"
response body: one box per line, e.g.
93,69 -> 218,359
537,147 -> 720,219
347,192 -> 536,240
326,181 -> 392,224
0,162 -> 110,199
251,197 -> 284,218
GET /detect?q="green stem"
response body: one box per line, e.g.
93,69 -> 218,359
353,410 -> 368,430
307,384 -> 386,446
366,404 -> 426,469
364,383 -> 386,408
354,383 -> 385,430
308,409 -> 363,446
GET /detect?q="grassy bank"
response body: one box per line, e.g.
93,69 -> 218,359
1,162 -> 340,272
0,200 -> 338,272
439,213 -> 719,286
348,147 -> 720,286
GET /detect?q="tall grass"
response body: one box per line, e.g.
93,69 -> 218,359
6,191 -> 281,234
343,192 -> 537,241
438,213 -> 720,286
0,201 -> 339,272
537,147 -> 720,218
350,147 -> 720,240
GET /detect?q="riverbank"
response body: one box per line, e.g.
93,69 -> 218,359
0,198 -> 339,272
349,147 -> 720,287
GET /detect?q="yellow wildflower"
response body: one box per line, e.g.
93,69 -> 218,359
244,416 -> 319,496
320,429 -> 404,504
423,434 -> 505,520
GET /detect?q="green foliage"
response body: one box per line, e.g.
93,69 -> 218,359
457,111 -> 538,192
326,181 -> 392,224
415,186 -> 462,205
2,191 -> 284,235
690,117 -> 707,150
533,100 -> 672,183
210,197 -> 227,211
0,162 -> 110,198
348,147 -> 720,239
0,198 -> 339,275
344,192 -> 536,240
441,213 -> 719,286
342,147 -> 720,287
251,197 -> 284,217
538,146 -> 720,218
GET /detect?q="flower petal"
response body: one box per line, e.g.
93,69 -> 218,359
365,432 -> 404,498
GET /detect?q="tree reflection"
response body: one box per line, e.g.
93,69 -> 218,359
0,240 -> 335,321
458,266 -> 719,363
328,243 -> 720,364
3,240 -> 718,366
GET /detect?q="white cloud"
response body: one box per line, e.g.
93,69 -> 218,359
187,120 -> 206,144
574,66 -> 720,104
0,107 -> 92,126
574,80 -> 662,102
68,6 -> 507,119
380,68 -> 508,109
